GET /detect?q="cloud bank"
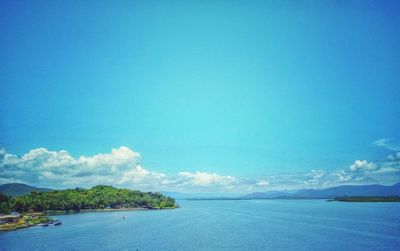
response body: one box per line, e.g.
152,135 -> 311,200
0,146 -> 237,192
0,145 -> 399,192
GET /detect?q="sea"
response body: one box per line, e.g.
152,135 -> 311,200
0,199 -> 399,250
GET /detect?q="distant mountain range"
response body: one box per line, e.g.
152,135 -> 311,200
241,183 -> 400,199
1,182 -> 399,199
0,183 -> 53,196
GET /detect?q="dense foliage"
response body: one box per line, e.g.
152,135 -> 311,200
0,185 -> 176,213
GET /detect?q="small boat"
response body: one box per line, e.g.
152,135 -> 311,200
38,223 -> 49,227
49,220 -> 62,226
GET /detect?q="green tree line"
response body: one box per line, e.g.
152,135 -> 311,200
334,196 -> 400,202
0,185 -> 177,213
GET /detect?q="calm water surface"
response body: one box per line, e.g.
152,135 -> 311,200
1,200 -> 399,250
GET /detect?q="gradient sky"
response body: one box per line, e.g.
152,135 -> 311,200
0,1 -> 399,191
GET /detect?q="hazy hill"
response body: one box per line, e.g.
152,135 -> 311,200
242,183 -> 400,199
0,183 -> 53,197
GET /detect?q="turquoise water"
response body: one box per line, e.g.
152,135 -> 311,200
1,200 -> 399,250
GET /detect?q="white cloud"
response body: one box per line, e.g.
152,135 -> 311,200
0,146 -> 238,192
350,160 -> 377,171
256,180 -> 269,187
373,138 -> 390,147
78,146 -> 140,168
0,146 -> 148,188
373,138 -> 400,151
118,165 -> 166,186
253,159 -> 399,190
387,152 -> 400,161
334,170 -> 352,182
302,170 -> 326,185
178,171 -> 236,186
330,159 -> 399,185
0,145 -> 399,193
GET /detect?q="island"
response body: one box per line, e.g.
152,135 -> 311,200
0,185 -> 177,231
333,196 -> 400,202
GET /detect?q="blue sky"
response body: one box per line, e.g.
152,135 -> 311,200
1,1 -> 399,192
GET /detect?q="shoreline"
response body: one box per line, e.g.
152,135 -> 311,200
46,207 -> 150,215
1,207 -> 177,232
0,214 -> 51,232
333,196 -> 400,202
46,206 -> 177,215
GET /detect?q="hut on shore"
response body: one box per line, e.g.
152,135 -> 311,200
0,213 -> 22,224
